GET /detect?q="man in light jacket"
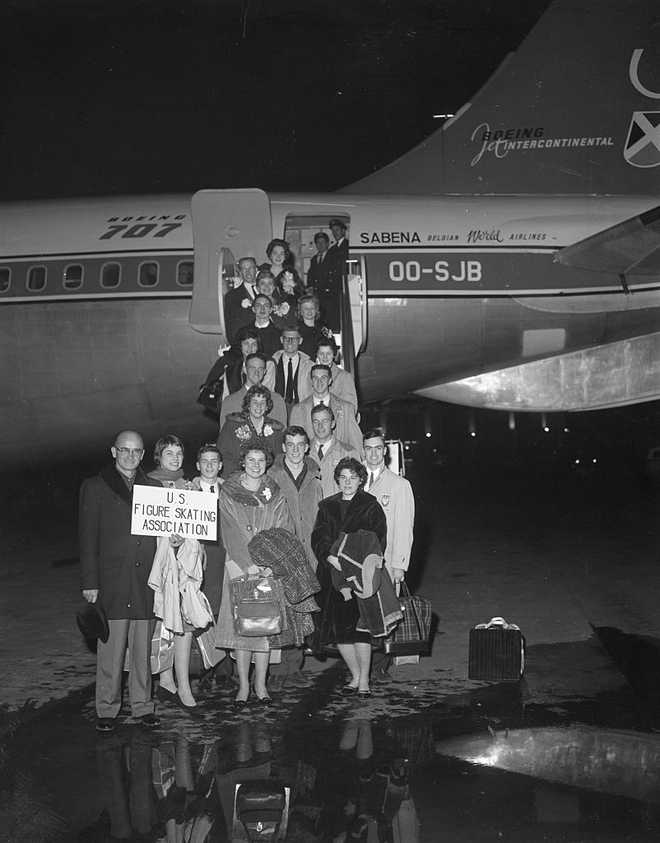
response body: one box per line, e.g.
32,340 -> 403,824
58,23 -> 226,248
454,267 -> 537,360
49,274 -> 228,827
268,425 -> 323,689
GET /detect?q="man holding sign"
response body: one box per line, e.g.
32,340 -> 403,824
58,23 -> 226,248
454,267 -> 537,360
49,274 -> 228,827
79,430 -> 161,733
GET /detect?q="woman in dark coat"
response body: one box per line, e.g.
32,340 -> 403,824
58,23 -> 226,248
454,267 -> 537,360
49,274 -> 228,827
217,385 -> 285,478
311,457 -> 387,698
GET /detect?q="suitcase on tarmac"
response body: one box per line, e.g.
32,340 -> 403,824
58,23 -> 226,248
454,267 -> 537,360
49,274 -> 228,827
468,616 -> 525,681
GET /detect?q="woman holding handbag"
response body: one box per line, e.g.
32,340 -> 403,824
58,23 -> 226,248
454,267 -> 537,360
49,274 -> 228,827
214,444 -> 294,709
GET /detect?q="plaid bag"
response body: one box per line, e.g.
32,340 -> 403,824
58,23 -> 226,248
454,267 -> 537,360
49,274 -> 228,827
383,582 -> 432,657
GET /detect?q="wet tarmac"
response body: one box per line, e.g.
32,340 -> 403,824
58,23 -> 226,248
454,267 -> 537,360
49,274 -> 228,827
2,455 -> 660,841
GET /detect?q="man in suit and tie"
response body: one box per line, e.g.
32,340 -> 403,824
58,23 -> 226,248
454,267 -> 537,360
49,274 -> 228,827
309,405 -> 359,498
308,229 -> 341,331
219,352 -> 287,428
363,429 -> 415,680
290,364 -> 363,457
271,327 -> 313,416
224,257 -> 258,344
307,232 -> 332,290
327,218 -> 349,266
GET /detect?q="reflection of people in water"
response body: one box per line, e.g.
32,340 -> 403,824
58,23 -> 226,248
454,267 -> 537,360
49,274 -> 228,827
319,718 -> 420,843
86,732 -> 220,842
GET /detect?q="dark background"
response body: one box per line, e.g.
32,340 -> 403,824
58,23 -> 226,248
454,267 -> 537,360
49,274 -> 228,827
1,0 -> 552,199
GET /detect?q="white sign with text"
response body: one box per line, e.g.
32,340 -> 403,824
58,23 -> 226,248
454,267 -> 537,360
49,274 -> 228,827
131,485 -> 217,540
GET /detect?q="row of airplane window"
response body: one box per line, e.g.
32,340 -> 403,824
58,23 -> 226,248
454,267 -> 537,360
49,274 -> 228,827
0,260 -> 195,294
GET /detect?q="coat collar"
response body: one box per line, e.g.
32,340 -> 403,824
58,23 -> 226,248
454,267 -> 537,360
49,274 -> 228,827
99,464 -> 153,504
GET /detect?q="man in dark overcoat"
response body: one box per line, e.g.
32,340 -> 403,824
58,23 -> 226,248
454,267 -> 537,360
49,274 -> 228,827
79,429 -> 161,732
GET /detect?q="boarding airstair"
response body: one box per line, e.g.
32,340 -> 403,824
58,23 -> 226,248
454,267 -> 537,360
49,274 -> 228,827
189,189 -> 367,382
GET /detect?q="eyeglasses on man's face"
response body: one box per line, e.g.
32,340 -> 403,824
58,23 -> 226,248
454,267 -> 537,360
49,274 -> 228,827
115,447 -> 144,456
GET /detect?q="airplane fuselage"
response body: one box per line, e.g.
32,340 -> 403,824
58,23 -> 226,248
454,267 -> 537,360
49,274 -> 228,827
1,192 -> 659,470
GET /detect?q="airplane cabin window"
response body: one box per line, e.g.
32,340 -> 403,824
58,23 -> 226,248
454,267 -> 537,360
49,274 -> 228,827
63,264 -> 83,290
176,261 -> 194,287
101,262 -> 121,289
0,267 -> 10,293
138,261 -> 159,288
27,265 -> 47,292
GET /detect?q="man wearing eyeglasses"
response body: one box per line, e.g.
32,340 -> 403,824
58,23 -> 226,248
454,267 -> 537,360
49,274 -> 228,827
79,430 -> 161,733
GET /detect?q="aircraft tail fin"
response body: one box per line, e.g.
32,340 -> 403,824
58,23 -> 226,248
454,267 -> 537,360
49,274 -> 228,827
345,0 -> 660,196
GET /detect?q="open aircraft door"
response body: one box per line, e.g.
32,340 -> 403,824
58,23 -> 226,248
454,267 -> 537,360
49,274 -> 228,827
189,189 -> 272,341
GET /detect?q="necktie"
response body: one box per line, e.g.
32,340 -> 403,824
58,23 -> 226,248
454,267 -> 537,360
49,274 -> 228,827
366,472 -> 374,491
318,444 -> 324,462
285,357 -> 294,403
210,485 -> 215,493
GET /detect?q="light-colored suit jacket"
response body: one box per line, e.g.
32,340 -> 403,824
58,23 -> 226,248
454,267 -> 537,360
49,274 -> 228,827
311,437 -> 359,498
290,394 -> 363,457
271,350 -> 314,406
366,466 -> 415,574
330,364 -> 358,410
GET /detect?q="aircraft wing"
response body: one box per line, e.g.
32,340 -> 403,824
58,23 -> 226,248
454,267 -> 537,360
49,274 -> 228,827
555,205 -> 660,276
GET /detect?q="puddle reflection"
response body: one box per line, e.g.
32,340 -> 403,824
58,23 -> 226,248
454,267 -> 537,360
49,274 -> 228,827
85,717 -> 421,842
74,714 -> 660,841
4,697 -> 660,842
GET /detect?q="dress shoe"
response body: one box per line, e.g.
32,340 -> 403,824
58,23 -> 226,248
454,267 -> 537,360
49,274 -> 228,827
96,717 -> 115,733
341,684 -> 359,696
232,697 -> 249,712
140,713 -> 161,729
357,689 -> 372,699
254,694 -> 273,707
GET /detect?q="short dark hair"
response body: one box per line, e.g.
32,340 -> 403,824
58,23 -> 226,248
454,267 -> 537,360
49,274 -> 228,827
239,443 -> 274,469
315,336 -> 338,358
334,457 -> 367,487
153,434 -> 184,465
284,425 -> 309,445
241,384 -> 274,415
311,403 -> 335,422
197,443 -> 222,463
329,218 -> 347,231
245,352 -> 268,367
314,232 -> 330,246
253,294 -> 272,308
362,428 -> 385,445
310,363 -> 332,378
234,326 -> 261,345
265,238 -> 292,261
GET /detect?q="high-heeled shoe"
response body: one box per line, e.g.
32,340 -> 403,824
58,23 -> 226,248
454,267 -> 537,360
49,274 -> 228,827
233,692 -> 250,711
252,684 -> 273,706
175,692 -> 198,711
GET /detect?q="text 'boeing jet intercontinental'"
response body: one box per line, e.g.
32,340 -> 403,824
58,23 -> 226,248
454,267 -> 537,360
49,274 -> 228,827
1,0 -> 659,467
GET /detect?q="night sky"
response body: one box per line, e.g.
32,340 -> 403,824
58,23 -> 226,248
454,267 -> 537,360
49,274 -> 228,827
1,0 -> 551,200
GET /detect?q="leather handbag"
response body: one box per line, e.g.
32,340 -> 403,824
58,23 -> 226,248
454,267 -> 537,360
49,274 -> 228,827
230,576 -> 285,637
197,376 -> 224,415
383,582 -> 432,657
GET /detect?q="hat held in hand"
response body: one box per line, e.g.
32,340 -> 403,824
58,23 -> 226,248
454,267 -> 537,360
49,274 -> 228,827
76,601 -> 110,643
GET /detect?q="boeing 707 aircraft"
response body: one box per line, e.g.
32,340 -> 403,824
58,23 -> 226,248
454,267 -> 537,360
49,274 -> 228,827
1,0 -> 659,469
